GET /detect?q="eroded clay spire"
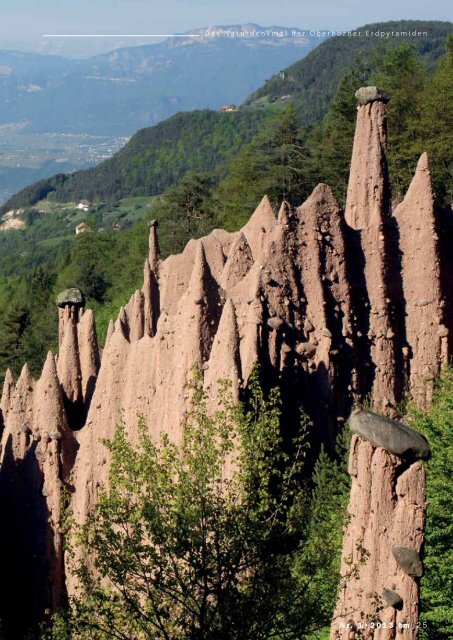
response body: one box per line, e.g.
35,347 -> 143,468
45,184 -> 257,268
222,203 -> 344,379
33,351 -> 69,612
17,362 -> 34,389
294,184 -> 355,424
115,306 -> 130,339
219,231 -> 254,291
177,240 -> 221,368
204,298 -> 242,404
0,363 -> 34,463
56,288 -> 85,409
148,219 -> 160,273
277,200 -> 292,225
77,309 -> 100,405
331,412 -> 428,640
239,266 -> 263,382
345,86 -> 390,230
34,351 -> 67,435
189,241 -> 209,304
241,195 -> 276,261
344,87 -> 399,412
56,288 -> 85,348
57,307 -> 82,405
0,353 -> 67,634
105,319 -> 115,344
393,153 -> 446,407
126,290 -> 145,342
143,257 -> 160,337
1,368 -> 15,417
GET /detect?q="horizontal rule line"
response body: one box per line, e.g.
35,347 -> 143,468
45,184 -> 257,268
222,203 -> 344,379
42,34 -> 201,38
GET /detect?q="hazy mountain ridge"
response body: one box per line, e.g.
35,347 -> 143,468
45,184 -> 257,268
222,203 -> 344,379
0,24 -> 322,204
0,24 -> 321,136
2,19 -> 450,215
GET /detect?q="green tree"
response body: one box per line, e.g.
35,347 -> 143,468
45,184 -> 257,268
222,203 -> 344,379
46,372 -> 309,639
307,61 -> 370,204
373,44 -> 427,196
41,371 -> 354,640
283,429 -> 351,638
56,234 -> 111,304
151,173 -> 216,255
214,107 -> 308,230
411,368 -> 453,640
19,267 -> 58,377
0,301 -> 29,380
270,105 -> 307,203
416,35 -> 453,204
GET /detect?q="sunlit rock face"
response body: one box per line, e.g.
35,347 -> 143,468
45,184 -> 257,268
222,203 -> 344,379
0,87 -> 450,636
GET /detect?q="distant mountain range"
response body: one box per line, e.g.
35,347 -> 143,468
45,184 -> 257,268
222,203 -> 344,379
0,25 -> 323,136
0,24 -> 325,205
2,20 -> 450,216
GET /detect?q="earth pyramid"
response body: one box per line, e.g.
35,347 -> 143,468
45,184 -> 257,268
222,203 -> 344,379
0,87 -> 450,638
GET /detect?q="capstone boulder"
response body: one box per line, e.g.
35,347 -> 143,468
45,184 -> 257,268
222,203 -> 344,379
56,288 -> 85,308
349,410 -> 430,459
355,86 -> 390,105
391,546 -> 424,578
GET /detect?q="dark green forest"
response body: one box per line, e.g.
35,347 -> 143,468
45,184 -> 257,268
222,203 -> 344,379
246,21 -> 451,112
0,110 -> 269,214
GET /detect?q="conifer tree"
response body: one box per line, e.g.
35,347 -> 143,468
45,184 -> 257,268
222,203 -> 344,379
412,369 -> 453,640
416,35 -> 453,203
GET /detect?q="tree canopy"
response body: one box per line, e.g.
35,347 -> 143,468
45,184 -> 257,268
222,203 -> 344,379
45,371 -> 350,640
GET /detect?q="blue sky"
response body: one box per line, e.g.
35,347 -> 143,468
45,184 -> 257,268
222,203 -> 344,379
1,0 -> 451,56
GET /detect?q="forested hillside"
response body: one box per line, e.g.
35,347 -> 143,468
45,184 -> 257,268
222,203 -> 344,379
246,20 -> 451,117
0,110 -> 268,213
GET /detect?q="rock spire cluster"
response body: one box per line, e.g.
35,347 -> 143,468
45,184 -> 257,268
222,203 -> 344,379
330,89 -> 446,640
0,88 -> 450,636
0,290 -> 99,637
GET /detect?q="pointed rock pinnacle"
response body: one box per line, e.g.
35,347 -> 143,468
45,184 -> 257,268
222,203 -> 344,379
343,89 -> 398,411
220,232 -> 254,291
143,257 -> 160,337
34,352 -> 67,434
345,88 -> 391,230
393,152 -> 444,408
148,220 -> 160,272
57,309 -> 82,405
241,195 -> 276,260
1,369 -> 15,413
77,309 -> 100,403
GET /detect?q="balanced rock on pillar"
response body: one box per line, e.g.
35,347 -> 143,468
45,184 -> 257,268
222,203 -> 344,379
344,86 -> 399,413
331,414 -> 428,640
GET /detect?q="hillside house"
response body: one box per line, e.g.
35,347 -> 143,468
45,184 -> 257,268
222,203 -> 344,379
75,222 -> 92,235
77,200 -> 92,212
